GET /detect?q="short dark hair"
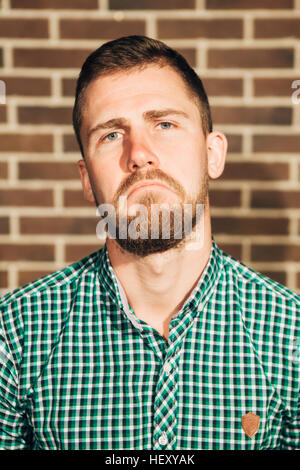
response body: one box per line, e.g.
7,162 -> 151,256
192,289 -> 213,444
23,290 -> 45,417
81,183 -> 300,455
73,35 -> 212,158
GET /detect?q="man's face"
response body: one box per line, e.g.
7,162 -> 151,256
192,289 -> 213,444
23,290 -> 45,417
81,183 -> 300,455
79,64 -> 210,255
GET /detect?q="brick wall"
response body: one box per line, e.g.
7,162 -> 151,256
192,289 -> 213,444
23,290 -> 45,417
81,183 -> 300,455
0,0 -> 300,295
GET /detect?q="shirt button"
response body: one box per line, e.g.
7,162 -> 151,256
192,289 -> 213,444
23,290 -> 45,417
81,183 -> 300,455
163,362 -> 172,375
158,432 -> 168,446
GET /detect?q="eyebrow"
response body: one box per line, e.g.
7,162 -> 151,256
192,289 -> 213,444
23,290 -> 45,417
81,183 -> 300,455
87,108 -> 190,142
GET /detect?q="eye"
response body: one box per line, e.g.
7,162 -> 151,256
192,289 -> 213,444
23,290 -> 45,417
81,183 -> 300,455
102,131 -> 122,142
157,121 -> 174,130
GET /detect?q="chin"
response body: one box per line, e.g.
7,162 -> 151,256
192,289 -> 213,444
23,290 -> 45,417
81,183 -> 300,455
115,236 -> 186,258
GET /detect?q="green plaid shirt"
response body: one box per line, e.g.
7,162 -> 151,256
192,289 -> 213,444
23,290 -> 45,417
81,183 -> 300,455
0,236 -> 299,450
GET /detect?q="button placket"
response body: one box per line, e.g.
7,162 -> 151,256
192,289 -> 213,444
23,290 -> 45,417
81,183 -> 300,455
158,432 -> 168,446
163,361 -> 172,375
153,349 -> 179,449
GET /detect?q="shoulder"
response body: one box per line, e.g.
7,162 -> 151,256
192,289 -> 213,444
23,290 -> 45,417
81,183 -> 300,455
217,246 -> 299,339
0,247 -> 103,311
219,247 -> 299,308
0,248 -> 105,387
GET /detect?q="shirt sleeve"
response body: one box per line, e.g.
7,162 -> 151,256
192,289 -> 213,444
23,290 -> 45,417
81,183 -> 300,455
0,333 -> 33,449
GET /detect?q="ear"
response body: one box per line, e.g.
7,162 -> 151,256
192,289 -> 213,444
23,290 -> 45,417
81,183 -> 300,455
206,131 -> 227,179
77,159 -> 96,203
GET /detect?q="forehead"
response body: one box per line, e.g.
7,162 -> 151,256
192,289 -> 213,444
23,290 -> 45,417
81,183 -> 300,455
81,65 -> 199,130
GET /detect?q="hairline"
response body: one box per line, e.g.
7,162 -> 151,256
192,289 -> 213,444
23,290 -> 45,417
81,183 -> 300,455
75,61 -> 210,159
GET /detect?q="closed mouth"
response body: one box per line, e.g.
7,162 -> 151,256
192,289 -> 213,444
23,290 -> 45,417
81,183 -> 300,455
127,181 -> 170,198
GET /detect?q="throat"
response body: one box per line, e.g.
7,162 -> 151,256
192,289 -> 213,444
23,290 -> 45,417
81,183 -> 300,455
132,308 -> 173,342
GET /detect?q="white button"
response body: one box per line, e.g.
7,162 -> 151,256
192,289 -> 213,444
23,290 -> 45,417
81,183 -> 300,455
163,362 -> 172,375
158,432 -> 168,446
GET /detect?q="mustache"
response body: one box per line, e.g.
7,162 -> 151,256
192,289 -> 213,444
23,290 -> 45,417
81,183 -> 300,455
113,168 -> 185,203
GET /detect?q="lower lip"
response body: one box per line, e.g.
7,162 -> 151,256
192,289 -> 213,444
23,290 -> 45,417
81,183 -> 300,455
128,183 -> 169,197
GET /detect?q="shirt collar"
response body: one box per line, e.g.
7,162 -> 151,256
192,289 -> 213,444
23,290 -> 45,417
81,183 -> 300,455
96,235 -> 224,330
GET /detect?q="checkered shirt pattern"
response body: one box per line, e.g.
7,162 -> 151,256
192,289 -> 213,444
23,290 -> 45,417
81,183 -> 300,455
0,236 -> 299,450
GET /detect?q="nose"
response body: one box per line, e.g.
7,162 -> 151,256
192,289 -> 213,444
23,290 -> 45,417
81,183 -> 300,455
127,131 -> 159,172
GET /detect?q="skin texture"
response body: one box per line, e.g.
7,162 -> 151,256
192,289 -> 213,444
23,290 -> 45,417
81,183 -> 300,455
78,64 -> 227,341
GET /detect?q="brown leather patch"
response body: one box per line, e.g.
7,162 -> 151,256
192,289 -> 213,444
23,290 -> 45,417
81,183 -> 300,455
241,412 -> 260,438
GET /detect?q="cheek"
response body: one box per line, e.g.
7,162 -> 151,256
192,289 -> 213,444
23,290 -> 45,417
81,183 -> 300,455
174,146 -> 204,180
89,164 -> 121,204
180,150 -> 206,195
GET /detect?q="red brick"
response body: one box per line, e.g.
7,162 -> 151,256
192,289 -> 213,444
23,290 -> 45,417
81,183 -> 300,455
176,49 -> 196,67
255,19 -> 300,39
0,19 -> 48,38
18,270 -> 53,285
62,78 -> 76,97
14,48 -> 93,69
212,216 -> 288,235
0,271 -> 8,288
209,189 -> 241,207
251,190 -> 300,209
0,105 -> 6,121
63,134 -> 80,152
158,19 -> 242,39
0,189 -> 53,207
206,0 -> 293,8
0,162 -> 8,179
11,0 -> 98,8
0,107 -> 6,123
254,78 -> 298,97
253,135 -> 300,153
202,78 -> 243,97
0,244 -> 54,261
212,106 -> 291,125
251,244 -> 300,262
18,106 -> 72,125
221,162 -> 289,181
4,77 -> 51,96
64,190 -> 91,207
60,19 -> 145,39
260,271 -> 287,286
208,48 -> 293,69
19,162 -> 78,180
20,217 -> 97,235
0,134 -> 53,152
226,135 -> 242,153
66,244 -> 102,262
110,0 -> 195,8
0,217 -> 9,234
217,243 -> 242,260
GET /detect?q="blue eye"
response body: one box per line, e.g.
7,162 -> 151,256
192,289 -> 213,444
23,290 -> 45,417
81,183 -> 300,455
157,122 -> 174,130
103,131 -> 122,142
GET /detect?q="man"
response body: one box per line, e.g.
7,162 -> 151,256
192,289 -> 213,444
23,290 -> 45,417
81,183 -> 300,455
0,36 -> 299,450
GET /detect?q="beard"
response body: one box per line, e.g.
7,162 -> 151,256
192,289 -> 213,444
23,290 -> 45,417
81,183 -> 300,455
93,166 -> 209,257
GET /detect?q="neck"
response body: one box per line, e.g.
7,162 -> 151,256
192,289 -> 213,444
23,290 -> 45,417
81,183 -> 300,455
106,204 -> 212,340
